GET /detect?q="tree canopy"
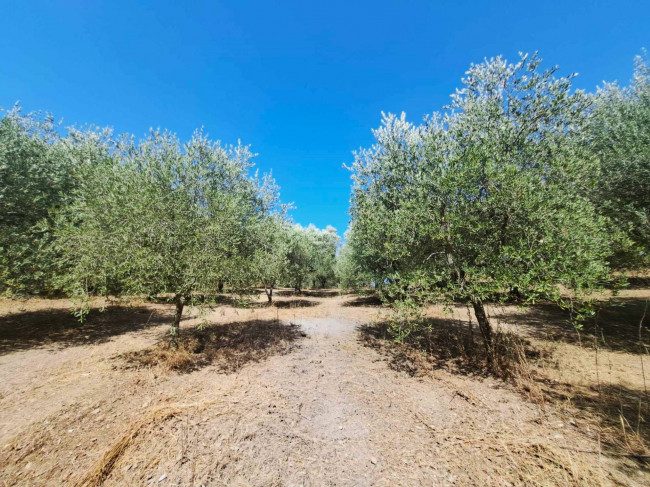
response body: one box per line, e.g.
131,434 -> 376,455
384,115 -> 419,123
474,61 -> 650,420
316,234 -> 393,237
346,53 -> 613,359
53,128 -> 282,338
590,52 -> 650,267
0,108 -> 76,295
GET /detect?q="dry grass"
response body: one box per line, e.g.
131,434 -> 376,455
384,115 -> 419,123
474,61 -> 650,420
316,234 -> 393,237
73,405 -> 181,487
519,300 -> 650,464
1,290 -> 648,486
382,324 -> 622,486
442,435 -> 612,485
358,301 -> 650,471
73,401 -> 231,487
123,319 -> 305,373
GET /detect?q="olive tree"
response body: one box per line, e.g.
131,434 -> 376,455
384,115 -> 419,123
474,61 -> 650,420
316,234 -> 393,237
306,225 -> 340,289
0,108 -> 76,295
250,215 -> 290,304
282,224 -> 340,291
56,129 -> 276,342
283,224 -> 315,293
590,52 -> 650,267
349,54 -> 611,363
336,231 -> 372,291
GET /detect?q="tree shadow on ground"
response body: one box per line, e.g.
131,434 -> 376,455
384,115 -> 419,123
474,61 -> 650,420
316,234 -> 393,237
0,305 -> 170,355
359,314 -> 650,465
496,298 -> 649,354
627,276 -> 650,289
274,290 -> 296,297
541,380 -> 650,465
602,276 -> 650,290
302,290 -> 339,298
124,319 -> 306,373
357,317 -> 537,379
275,289 -> 339,298
211,293 -> 271,308
148,293 -> 269,309
343,295 -> 384,307
273,299 -> 320,309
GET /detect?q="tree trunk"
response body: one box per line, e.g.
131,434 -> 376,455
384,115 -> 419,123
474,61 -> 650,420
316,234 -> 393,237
509,286 -> 523,302
265,287 -> 273,304
171,295 -> 185,349
472,298 -> 493,367
217,280 -> 224,293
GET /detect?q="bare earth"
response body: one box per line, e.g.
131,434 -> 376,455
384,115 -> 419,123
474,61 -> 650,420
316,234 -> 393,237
0,292 -> 648,486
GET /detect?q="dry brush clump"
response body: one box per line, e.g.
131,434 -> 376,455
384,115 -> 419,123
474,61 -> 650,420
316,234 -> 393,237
123,319 -> 306,373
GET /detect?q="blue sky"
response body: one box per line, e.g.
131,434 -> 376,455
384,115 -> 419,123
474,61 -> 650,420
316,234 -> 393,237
1,1 -> 648,236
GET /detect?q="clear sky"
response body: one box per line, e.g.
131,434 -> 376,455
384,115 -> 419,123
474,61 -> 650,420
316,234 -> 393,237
2,1 -> 648,236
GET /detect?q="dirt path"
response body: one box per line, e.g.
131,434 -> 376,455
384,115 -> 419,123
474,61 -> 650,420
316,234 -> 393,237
0,294 -> 645,486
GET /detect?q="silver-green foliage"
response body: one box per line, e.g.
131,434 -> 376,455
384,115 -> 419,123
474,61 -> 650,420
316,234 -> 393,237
307,225 -> 340,289
347,53 -> 611,352
55,128 -> 279,332
0,108 -> 76,295
336,231 -> 372,291
591,52 -> 650,266
250,214 -> 291,303
283,224 -> 340,292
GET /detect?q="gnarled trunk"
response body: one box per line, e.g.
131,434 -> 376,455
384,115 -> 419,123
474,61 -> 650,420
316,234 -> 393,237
471,298 -> 493,367
171,295 -> 185,349
265,286 -> 273,304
